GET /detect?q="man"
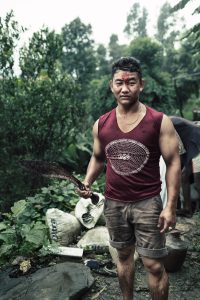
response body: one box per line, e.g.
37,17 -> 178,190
171,117 -> 200,214
78,57 -> 181,300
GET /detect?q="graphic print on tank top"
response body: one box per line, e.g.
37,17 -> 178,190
105,138 -> 150,176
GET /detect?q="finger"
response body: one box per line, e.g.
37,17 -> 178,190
83,185 -> 90,191
82,182 -> 91,190
157,216 -> 163,228
160,227 -> 167,233
80,187 -> 91,197
160,220 -> 169,233
76,188 -> 91,198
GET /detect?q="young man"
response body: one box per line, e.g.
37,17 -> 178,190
78,57 -> 181,300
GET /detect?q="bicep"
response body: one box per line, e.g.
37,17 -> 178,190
159,115 -> 179,164
92,120 -> 105,161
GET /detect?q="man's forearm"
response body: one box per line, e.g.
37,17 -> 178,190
84,154 -> 105,186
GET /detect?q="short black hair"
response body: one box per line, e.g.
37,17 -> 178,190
111,57 -> 142,79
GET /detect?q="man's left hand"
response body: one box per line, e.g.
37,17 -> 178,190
157,207 -> 176,233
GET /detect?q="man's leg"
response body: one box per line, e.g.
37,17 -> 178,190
142,256 -> 168,300
117,245 -> 135,300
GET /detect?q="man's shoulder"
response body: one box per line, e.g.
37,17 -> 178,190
145,106 -> 164,124
98,108 -> 116,131
146,105 -> 164,117
99,108 -> 115,121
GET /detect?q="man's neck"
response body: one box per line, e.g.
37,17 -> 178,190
117,101 -> 141,115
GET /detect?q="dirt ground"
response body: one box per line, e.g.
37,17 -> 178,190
82,214 -> 200,300
3,213 -> 199,300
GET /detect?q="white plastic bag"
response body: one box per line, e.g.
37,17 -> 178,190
46,208 -> 81,246
75,193 -> 105,229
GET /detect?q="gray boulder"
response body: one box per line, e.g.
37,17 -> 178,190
0,262 -> 94,300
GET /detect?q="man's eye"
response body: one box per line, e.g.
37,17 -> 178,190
129,81 -> 136,85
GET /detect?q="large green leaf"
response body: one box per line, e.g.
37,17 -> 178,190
0,223 -> 7,232
0,228 -> 17,244
11,200 -> 27,217
23,222 -> 47,247
0,244 -> 15,256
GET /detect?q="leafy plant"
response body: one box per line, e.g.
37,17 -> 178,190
0,175 -> 104,265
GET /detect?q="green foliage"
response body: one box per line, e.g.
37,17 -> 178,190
182,96 -> 200,120
171,0 -> 199,59
108,34 -> 127,64
0,177 -> 104,265
124,2 -> 148,39
155,2 -> 185,78
179,33 -> 200,74
0,10 -> 24,78
0,7 -> 199,212
0,13 -> 93,209
61,17 -> 96,85
127,37 -> 177,113
140,73 -> 176,114
0,213 -> 49,264
171,0 -> 191,12
61,130 -> 93,172
173,33 -> 200,115
96,44 -> 110,77
25,180 -> 81,213
87,76 -> 115,121
169,0 -> 200,116
156,2 -> 182,50
11,75 -> 80,159
128,37 -> 163,69
19,28 -> 63,79
174,75 -> 199,111
0,72 -> 84,209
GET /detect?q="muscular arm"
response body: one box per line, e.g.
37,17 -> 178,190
158,115 -> 181,232
80,120 -> 105,198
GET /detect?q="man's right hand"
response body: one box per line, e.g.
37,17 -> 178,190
77,181 -> 92,199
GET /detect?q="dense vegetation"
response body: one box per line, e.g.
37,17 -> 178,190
0,0 -> 199,264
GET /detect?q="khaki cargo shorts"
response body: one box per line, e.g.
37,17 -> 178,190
104,195 -> 168,258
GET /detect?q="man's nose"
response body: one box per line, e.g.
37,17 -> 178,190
121,83 -> 129,92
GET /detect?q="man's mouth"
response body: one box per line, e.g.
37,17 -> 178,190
120,96 -> 130,99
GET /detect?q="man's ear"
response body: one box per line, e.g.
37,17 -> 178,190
140,80 -> 145,92
109,80 -> 113,92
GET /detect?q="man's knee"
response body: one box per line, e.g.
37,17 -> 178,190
117,246 -> 135,262
142,258 -> 165,276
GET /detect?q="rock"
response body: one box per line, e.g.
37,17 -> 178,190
77,226 -> 110,253
0,262 -> 94,300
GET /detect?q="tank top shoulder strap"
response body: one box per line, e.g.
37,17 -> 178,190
145,105 -> 164,133
98,109 -> 116,132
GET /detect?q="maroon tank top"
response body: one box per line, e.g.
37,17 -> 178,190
98,105 -> 163,202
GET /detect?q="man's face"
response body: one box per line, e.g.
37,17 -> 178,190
110,70 -> 144,105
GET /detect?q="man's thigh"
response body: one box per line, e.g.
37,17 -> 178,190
133,196 -> 168,258
104,199 -> 135,249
